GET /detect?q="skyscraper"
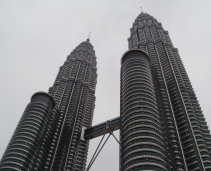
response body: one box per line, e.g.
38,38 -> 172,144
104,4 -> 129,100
1,11 -> 211,171
0,38 -> 97,171
0,92 -> 59,171
120,12 -> 211,171
47,38 -> 97,171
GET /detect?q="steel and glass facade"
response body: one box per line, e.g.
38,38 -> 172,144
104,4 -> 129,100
1,11 -> 211,171
0,39 -> 97,171
120,12 -> 211,171
47,39 -> 97,171
0,92 -> 59,171
120,50 -> 171,170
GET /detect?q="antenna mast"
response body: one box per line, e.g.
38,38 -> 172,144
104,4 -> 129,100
88,32 -> 91,40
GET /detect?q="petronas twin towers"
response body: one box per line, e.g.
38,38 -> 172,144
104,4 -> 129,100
0,12 -> 211,171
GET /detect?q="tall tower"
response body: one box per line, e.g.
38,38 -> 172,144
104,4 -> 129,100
120,12 -> 211,171
0,92 -> 59,171
1,11 -> 211,171
47,38 -> 97,171
0,39 -> 97,171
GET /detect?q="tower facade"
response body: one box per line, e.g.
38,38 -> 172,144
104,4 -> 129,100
0,92 -> 59,171
0,39 -> 97,171
1,11 -> 211,171
47,38 -> 97,171
120,12 -> 211,171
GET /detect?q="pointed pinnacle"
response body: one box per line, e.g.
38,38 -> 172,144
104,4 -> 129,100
87,32 -> 91,41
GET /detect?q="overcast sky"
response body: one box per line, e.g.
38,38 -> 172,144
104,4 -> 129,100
1,1 -> 211,170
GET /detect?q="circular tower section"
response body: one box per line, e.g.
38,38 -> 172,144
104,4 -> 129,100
0,92 -> 56,171
120,50 -> 168,171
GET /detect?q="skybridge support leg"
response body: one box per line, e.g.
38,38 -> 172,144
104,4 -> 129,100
84,120 -> 120,171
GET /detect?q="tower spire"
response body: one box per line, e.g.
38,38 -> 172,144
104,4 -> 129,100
87,31 -> 91,41
140,7 -> 143,13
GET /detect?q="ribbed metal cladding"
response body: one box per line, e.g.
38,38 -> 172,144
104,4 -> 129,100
120,50 -> 168,171
128,12 -> 211,171
47,39 -> 97,171
147,42 -> 187,171
0,92 -> 57,171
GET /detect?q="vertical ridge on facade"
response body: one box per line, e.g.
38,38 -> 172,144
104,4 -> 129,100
1,11 -> 211,171
0,92 -> 58,171
124,12 -> 211,171
120,50 -> 169,171
0,39 -> 97,171
48,39 -> 97,171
